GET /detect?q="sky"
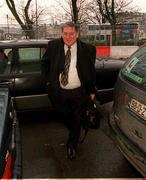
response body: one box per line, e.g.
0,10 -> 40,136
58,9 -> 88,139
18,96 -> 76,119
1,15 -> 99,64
0,0 -> 146,24
131,0 -> 146,12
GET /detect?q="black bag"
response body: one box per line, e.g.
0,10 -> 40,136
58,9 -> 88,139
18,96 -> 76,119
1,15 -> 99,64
85,97 -> 100,129
80,97 -> 100,143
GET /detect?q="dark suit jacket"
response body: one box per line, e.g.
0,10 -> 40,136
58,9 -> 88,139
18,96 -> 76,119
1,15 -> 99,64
41,38 -> 96,97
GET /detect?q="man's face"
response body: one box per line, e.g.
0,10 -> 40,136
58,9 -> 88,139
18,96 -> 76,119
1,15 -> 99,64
62,26 -> 79,47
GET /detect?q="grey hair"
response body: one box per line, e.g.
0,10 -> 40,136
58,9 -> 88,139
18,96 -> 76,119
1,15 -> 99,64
61,21 -> 80,32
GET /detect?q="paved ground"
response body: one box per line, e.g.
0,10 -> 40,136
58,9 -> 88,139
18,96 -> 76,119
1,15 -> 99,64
19,102 -> 142,178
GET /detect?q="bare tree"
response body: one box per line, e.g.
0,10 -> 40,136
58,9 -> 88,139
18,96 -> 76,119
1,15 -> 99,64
55,0 -> 91,25
71,0 -> 78,23
85,1 -> 101,24
92,0 -> 134,45
5,0 -> 46,39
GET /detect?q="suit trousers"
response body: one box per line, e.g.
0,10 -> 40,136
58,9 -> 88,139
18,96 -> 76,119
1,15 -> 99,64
59,86 -> 86,149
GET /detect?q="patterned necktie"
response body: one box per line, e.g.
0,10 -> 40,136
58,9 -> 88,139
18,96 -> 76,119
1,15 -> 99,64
61,46 -> 71,86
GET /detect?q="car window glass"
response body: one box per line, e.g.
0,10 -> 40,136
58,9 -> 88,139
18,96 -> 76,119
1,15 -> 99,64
0,61 -> 7,74
122,46 -> 146,89
18,47 -> 45,73
0,49 -> 11,75
19,48 -> 41,62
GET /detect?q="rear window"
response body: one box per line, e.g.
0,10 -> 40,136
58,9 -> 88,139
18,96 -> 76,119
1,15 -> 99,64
122,46 -> 146,89
18,47 -> 46,73
19,47 -> 45,62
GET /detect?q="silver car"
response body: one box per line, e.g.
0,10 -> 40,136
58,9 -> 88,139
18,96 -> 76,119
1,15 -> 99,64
110,43 -> 146,177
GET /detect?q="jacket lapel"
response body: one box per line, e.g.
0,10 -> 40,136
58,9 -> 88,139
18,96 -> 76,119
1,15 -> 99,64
58,38 -> 65,72
77,39 -> 83,68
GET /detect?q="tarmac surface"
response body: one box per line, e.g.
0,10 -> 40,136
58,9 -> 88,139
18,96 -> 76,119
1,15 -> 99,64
19,102 -> 143,178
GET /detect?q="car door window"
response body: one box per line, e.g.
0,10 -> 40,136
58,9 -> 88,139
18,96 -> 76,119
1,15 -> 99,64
122,46 -> 146,89
18,47 -> 45,73
0,49 -> 11,75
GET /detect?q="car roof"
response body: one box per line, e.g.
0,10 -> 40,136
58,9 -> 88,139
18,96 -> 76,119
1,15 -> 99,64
0,39 -> 49,48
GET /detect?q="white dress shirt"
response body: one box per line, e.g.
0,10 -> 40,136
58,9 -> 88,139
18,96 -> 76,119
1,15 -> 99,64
60,42 -> 81,89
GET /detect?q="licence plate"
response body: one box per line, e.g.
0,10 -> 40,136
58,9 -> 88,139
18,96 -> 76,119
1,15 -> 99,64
129,99 -> 146,120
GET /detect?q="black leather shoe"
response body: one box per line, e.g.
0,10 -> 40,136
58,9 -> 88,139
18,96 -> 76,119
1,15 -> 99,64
67,147 -> 76,160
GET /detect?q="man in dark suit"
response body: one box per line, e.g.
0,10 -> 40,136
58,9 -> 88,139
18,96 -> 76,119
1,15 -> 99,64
41,22 -> 96,159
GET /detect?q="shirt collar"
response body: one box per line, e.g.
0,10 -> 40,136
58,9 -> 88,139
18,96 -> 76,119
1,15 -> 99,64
64,42 -> 77,50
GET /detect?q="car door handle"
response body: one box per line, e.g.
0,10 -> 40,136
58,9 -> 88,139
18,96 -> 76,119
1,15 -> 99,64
0,80 -> 12,86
